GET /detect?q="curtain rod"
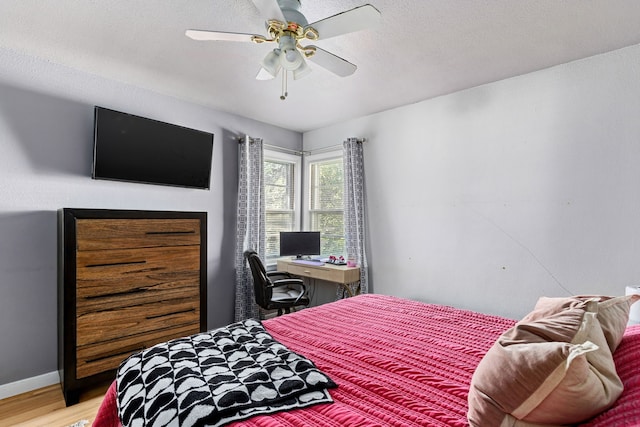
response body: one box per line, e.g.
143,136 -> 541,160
308,138 -> 366,155
238,138 -> 366,156
237,138 -> 304,155
264,144 -> 306,156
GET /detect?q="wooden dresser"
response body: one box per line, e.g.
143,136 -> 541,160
58,208 -> 207,405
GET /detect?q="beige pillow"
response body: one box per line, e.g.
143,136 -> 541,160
529,295 -> 639,352
467,295 -> 638,427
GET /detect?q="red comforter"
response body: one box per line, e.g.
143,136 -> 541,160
94,294 -> 640,426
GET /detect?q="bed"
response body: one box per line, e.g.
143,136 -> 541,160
93,294 -> 640,427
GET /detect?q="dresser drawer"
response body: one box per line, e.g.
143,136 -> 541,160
76,322 -> 200,378
75,245 -> 200,314
76,245 -> 200,281
278,260 -> 361,285
76,297 -> 200,377
76,273 -> 200,315
76,297 -> 200,347
76,218 -> 201,250
286,264 -> 344,283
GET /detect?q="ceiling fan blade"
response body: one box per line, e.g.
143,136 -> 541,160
308,4 -> 381,40
307,46 -> 357,77
251,0 -> 286,22
185,29 -> 257,42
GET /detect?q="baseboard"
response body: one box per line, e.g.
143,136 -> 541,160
0,371 -> 59,400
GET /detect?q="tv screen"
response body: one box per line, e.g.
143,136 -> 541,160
279,231 -> 321,258
92,107 -> 214,189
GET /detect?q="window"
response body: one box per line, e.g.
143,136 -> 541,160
305,151 -> 344,256
264,150 -> 301,263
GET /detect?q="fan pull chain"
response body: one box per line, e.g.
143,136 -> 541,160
280,71 -> 288,100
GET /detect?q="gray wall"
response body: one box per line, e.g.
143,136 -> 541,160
0,48 -> 301,386
304,44 -> 640,320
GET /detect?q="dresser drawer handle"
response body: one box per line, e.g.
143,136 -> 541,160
146,308 -> 196,320
86,260 -> 146,268
145,231 -> 195,235
85,288 -> 146,299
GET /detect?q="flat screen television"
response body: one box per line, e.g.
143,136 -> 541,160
92,106 -> 214,189
279,231 -> 321,259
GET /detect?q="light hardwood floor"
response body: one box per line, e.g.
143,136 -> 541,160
0,382 -> 110,427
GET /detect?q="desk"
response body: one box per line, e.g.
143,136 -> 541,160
277,259 -> 361,297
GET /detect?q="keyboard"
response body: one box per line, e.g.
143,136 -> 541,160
292,259 -> 325,266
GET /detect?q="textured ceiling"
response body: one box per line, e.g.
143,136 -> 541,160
2,1 -> 640,132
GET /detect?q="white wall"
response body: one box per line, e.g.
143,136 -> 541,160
0,47 -> 301,388
304,44 -> 640,320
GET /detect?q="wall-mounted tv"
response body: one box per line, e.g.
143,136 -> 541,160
92,107 -> 214,189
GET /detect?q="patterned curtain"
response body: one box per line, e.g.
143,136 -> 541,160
343,137 -> 369,295
234,136 -> 264,321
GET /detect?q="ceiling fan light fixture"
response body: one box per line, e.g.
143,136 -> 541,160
261,49 -> 282,77
256,67 -> 276,80
281,48 -> 303,70
278,35 -> 303,71
293,57 -> 311,80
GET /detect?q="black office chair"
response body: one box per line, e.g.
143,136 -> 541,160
244,250 -> 310,316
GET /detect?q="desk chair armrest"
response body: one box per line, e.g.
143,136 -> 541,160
272,278 -> 306,290
266,271 -> 295,280
271,278 -> 308,305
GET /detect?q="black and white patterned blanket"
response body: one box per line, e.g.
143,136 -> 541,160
116,319 -> 336,427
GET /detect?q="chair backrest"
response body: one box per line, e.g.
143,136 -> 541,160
244,250 -> 272,309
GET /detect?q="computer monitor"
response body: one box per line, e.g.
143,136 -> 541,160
279,231 -> 321,259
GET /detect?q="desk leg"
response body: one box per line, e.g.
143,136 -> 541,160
340,283 -> 354,298
339,282 -> 361,298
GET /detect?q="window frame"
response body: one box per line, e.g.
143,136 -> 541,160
303,149 -> 345,256
263,148 -> 302,264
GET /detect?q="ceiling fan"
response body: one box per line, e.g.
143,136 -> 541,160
186,0 -> 381,100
